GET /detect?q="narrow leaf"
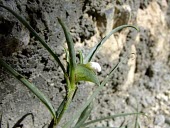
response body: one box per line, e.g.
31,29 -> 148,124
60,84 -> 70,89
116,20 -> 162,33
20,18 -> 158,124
57,18 -> 76,71
74,102 -> 93,128
75,64 -> 100,85
48,119 -> 55,128
138,122 -> 141,128
82,112 -> 144,127
56,98 -> 67,118
63,62 -> 120,128
0,4 -> 66,74
84,25 -> 139,63
0,59 -> 56,122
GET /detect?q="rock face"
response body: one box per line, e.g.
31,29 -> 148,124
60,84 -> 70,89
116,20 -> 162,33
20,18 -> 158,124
0,0 -> 170,128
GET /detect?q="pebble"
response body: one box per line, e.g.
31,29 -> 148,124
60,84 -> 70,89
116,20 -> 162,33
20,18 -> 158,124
154,115 -> 165,125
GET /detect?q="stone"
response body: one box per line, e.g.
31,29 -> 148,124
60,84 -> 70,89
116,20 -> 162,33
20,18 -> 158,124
154,115 -> 165,126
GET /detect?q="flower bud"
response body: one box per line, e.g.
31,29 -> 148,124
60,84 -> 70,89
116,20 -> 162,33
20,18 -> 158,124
86,62 -> 101,72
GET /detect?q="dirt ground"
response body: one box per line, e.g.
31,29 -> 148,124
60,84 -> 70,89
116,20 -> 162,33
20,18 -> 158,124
0,0 -> 170,128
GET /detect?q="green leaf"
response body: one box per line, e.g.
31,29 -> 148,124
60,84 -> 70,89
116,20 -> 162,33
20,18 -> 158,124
48,119 -> 55,128
82,112 -> 144,127
84,25 -> 139,63
56,98 -> 67,118
63,62 -> 120,128
73,102 -> 93,128
57,18 -> 76,69
75,64 -> 100,85
0,4 -> 66,74
0,59 -> 57,122
57,18 -> 76,82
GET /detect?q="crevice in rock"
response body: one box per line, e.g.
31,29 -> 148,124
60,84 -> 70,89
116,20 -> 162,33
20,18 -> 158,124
0,19 -> 14,35
145,66 -> 154,78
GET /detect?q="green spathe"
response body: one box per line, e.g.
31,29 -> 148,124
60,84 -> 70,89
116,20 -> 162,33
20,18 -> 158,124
75,64 -> 100,85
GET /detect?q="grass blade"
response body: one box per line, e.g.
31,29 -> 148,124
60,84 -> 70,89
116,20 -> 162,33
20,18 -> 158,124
57,18 -> 76,70
82,112 -> 143,127
0,4 -> 66,74
56,98 -> 67,118
47,97 -> 66,127
63,62 -> 120,128
84,25 -> 139,63
48,119 -> 55,128
73,102 -> 93,128
134,114 -> 138,128
0,59 -> 57,122
57,18 -> 76,69
12,113 -> 34,128
57,18 -> 76,87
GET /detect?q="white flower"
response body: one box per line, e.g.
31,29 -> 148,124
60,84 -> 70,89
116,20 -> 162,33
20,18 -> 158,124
86,62 -> 101,72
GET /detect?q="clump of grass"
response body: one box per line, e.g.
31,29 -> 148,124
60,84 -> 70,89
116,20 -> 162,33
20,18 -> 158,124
0,4 -> 144,128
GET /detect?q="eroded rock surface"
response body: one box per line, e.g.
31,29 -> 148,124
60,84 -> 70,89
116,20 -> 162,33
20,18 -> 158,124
0,0 -> 170,128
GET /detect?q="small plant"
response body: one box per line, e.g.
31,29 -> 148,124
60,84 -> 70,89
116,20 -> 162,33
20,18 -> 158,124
0,4 -> 143,128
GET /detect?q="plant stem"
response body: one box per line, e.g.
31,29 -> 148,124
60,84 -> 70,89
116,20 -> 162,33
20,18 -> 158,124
56,86 -> 76,126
